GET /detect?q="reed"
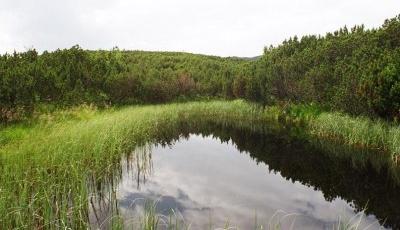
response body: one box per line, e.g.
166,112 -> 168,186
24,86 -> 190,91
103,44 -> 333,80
0,100 -> 398,228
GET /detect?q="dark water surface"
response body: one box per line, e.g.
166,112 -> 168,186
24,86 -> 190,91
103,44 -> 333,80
90,123 -> 400,229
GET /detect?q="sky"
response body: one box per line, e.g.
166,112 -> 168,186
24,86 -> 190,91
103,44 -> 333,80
0,0 -> 399,57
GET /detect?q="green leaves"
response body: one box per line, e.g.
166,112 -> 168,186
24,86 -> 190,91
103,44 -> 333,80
252,14 -> 400,120
0,48 -> 250,122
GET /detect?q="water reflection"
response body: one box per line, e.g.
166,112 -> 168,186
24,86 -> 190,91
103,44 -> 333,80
90,121 -> 400,229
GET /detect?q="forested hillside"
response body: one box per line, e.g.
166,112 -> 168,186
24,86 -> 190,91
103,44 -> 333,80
1,15 -> 400,122
0,49 -> 251,121
249,15 -> 400,120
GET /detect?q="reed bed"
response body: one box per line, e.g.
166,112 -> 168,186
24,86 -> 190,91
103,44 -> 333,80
0,100 -> 398,229
311,112 -> 400,160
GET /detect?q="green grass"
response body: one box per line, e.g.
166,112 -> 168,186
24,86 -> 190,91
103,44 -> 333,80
260,103 -> 400,160
0,100 -> 262,228
0,99 -> 398,228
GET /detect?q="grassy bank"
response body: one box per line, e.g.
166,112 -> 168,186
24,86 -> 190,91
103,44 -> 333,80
0,100 -> 261,228
0,100 -> 399,228
275,104 -> 400,162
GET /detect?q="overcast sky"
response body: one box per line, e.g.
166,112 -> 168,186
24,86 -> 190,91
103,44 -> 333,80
1,0 -> 399,57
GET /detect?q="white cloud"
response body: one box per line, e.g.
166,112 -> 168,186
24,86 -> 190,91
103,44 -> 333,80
0,0 -> 399,56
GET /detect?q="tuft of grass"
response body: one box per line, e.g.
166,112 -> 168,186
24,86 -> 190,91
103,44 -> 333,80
260,102 -> 400,163
333,209 -> 384,230
311,112 -> 400,158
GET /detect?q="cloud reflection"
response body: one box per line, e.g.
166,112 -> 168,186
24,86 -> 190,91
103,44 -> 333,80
114,134 -> 384,229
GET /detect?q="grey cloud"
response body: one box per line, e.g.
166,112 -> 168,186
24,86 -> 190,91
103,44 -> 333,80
0,0 -> 399,56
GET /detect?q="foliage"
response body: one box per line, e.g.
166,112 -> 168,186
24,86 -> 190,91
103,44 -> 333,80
0,48 -> 251,122
251,15 -> 400,120
2,15 -> 400,121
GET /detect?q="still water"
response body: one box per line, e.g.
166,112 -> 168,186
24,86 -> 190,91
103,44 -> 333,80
89,121 -> 400,229
90,128 -> 392,229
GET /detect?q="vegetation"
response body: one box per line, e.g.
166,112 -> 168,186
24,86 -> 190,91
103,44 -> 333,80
249,15 -> 400,120
0,101 -> 258,228
0,100 -> 398,228
263,103 -> 400,162
2,15 -> 400,123
0,49 -> 250,122
1,13 -> 400,230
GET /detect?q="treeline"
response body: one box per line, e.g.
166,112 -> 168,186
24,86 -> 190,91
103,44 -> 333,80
0,48 -> 250,121
1,15 -> 400,122
246,15 -> 400,120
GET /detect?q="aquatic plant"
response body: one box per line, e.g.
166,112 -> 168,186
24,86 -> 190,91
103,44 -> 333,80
0,100 -> 399,228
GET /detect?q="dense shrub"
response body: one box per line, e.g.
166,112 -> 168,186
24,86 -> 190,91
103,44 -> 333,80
0,48 -> 249,121
252,15 -> 400,120
1,15 -> 400,122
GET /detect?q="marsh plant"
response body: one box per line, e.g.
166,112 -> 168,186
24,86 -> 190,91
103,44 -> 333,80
0,100 -> 398,228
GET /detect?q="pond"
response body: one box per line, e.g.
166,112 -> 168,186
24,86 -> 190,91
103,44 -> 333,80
89,122 -> 399,229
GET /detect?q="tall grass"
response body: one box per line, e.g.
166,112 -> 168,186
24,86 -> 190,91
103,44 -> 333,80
0,99 -> 398,228
310,112 -> 400,161
0,100 -> 263,228
259,103 -> 400,162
